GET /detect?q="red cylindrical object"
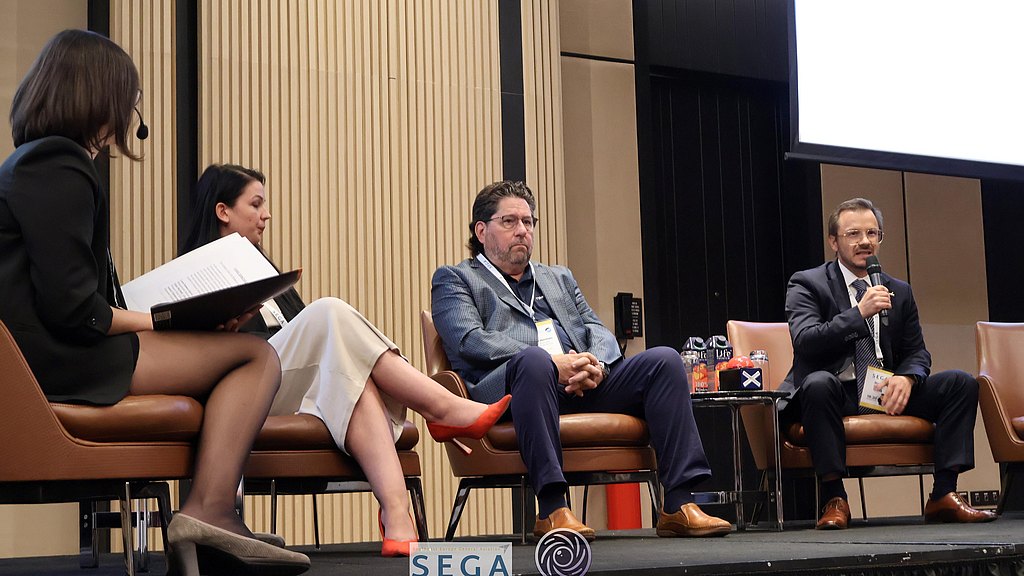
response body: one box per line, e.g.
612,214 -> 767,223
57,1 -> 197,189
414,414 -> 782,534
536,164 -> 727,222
605,483 -> 642,529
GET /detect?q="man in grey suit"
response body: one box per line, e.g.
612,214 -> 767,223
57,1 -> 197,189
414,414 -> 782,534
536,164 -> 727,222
431,180 -> 730,540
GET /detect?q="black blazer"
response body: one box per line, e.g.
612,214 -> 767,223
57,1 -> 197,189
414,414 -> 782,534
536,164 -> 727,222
777,260 -> 931,410
0,136 -> 136,404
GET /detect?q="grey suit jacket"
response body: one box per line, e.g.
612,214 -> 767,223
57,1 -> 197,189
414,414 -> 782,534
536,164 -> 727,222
431,258 -> 622,404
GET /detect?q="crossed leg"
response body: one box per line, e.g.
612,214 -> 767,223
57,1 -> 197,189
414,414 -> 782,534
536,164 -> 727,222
131,330 -> 281,537
344,350 -> 492,542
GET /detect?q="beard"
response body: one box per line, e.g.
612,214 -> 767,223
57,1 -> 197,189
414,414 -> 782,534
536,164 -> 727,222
489,243 -> 531,271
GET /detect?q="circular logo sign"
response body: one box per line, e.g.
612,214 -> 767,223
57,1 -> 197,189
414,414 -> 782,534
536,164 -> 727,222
534,528 -> 592,576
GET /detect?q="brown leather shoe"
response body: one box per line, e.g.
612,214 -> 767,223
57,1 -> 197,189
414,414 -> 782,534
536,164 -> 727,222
656,503 -> 731,537
924,492 -> 997,523
815,497 -> 851,530
533,507 -> 596,541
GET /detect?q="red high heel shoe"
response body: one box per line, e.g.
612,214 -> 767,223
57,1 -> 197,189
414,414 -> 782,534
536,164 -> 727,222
426,394 -> 512,455
379,509 -> 417,557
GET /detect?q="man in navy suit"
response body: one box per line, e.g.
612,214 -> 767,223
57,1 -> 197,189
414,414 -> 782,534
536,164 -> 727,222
781,197 -> 995,529
431,181 -> 730,540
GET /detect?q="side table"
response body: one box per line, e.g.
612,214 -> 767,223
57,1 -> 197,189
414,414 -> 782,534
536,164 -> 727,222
690,390 -> 786,531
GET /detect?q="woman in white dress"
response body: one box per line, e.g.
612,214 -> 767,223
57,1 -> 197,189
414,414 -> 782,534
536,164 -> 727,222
181,164 -> 511,557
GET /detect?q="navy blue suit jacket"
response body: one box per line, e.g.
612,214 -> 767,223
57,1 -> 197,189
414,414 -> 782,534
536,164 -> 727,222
778,260 -> 931,409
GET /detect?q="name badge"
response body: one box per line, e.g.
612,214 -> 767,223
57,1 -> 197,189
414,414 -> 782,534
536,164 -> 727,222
859,365 -> 894,412
535,319 -> 564,356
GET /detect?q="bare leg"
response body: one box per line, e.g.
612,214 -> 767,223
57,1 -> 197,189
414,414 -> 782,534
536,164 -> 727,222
131,330 -> 280,537
344,378 -> 417,541
369,350 -> 489,426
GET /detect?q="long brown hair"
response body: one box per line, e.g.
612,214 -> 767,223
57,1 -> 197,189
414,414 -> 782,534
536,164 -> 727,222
10,29 -> 141,159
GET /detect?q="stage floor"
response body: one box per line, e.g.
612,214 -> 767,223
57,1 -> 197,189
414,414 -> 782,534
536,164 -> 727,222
3,512 -> 1023,575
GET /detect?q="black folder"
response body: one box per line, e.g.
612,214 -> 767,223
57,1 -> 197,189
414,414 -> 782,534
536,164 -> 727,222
151,269 -> 302,331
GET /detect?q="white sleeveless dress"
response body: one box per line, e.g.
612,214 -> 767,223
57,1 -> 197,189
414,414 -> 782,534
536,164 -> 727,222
265,297 -> 407,453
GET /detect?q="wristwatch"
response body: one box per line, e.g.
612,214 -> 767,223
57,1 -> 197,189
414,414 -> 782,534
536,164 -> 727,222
598,361 -> 611,380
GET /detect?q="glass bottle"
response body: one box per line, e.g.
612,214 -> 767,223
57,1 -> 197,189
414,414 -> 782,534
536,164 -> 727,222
680,350 -> 701,393
750,349 -> 769,390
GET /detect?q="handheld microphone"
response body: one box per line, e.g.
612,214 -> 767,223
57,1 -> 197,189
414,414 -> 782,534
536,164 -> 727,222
134,107 -> 149,140
865,255 -> 888,327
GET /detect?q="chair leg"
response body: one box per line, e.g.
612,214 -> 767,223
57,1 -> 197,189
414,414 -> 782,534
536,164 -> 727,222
581,485 -> 588,524
270,480 -> 278,534
79,501 -> 99,569
120,484 -> 136,576
918,474 -> 926,515
998,466 -> 1016,516
312,495 -> 321,550
135,499 -> 150,572
446,480 -> 473,541
858,477 -> 867,519
235,478 -> 245,522
520,478 -> 531,545
407,478 -> 430,540
750,470 -> 767,526
150,483 -> 173,558
647,474 -> 662,528
130,482 -> 171,573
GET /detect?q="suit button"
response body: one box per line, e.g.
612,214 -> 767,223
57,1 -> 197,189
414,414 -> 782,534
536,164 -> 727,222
89,318 -> 97,326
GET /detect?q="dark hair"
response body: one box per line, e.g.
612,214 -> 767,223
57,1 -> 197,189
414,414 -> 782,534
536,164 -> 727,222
180,164 -> 266,255
466,180 -> 537,257
10,29 -> 141,159
827,197 -> 884,237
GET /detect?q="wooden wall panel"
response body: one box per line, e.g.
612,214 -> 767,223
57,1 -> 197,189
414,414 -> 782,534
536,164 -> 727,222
196,0 -> 565,545
110,0 -> 177,282
522,0 -> 567,265
819,165 -> 908,279
560,53 -> 647,528
106,0 -> 179,554
0,0 -> 90,560
559,0 -> 633,61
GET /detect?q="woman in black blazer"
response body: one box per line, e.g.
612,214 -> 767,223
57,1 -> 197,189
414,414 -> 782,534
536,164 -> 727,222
0,30 -> 307,575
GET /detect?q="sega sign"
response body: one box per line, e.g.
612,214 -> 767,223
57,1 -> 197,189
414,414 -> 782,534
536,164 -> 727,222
410,542 -> 512,576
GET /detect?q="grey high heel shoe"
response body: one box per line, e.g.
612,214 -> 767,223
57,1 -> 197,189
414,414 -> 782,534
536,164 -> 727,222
255,532 -> 287,547
167,513 -> 310,576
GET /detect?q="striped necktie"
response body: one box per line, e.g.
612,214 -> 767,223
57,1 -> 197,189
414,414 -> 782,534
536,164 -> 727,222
852,279 -> 882,414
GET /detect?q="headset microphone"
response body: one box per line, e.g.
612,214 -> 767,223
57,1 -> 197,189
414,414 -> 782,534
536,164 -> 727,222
134,107 -> 149,140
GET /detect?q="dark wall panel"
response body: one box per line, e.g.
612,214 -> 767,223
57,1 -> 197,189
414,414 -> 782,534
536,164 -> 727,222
641,0 -> 788,82
642,72 -> 805,348
981,180 -> 1024,322
634,1 -> 823,521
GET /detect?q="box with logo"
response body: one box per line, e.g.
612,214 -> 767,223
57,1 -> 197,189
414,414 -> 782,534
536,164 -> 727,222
718,367 -> 763,391
707,335 -> 733,391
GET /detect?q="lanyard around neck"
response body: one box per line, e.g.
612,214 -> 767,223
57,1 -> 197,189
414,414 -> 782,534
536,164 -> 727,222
476,254 -> 536,320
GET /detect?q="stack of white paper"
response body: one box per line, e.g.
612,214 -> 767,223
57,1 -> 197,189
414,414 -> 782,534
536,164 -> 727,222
121,233 -> 279,312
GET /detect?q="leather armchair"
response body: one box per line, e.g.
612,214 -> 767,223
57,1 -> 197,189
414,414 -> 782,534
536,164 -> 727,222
420,311 -> 660,541
245,414 -> 427,543
976,321 -> 1024,514
727,320 -> 934,518
0,320 -> 197,575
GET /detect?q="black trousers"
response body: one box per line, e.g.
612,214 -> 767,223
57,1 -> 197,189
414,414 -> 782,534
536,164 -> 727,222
781,369 -> 978,478
504,346 -> 712,498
